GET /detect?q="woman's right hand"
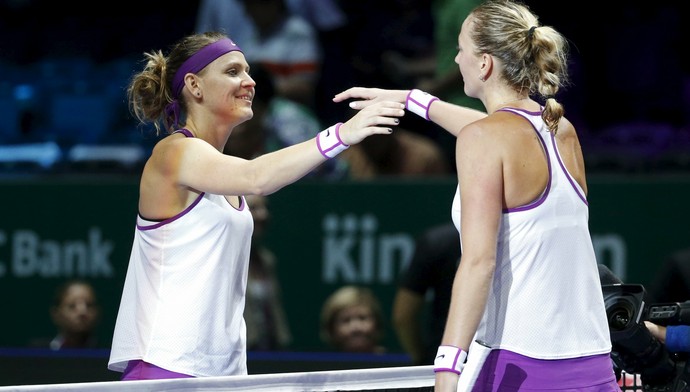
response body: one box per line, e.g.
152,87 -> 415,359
333,87 -> 409,111
336,100 -> 405,146
644,321 -> 667,343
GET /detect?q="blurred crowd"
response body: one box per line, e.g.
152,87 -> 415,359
0,0 -> 688,176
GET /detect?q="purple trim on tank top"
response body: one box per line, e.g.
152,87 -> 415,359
173,127 -> 247,212
497,108 -> 551,213
137,192 -> 205,231
173,128 -> 194,137
137,128 -> 203,231
473,350 -> 617,390
221,194 -> 247,212
551,132 -> 588,205
121,359 -> 194,380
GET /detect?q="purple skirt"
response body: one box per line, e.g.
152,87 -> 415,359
472,350 -> 620,391
121,360 -> 194,381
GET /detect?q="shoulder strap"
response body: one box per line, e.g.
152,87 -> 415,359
172,129 -> 194,138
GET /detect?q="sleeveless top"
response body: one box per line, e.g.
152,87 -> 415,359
108,129 -> 254,376
451,108 -> 611,359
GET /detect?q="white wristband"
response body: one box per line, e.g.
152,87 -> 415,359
433,345 -> 467,375
405,89 -> 438,120
316,123 -> 349,159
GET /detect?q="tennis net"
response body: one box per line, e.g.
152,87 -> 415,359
0,365 -> 435,392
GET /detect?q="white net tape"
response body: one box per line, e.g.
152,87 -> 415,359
0,365 -> 435,392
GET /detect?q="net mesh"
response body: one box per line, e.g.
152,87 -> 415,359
0,361 -> 648,392
619,371 -> 643,391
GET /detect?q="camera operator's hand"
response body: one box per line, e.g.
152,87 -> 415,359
644,321 -> 667,344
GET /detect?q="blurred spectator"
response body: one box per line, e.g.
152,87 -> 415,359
244,194 -> 292,351
380,0 -> 483,167
335,3 -> 458,180
29,279 -> 101,350
392,223 -> 460,365
338,127 -> 451,179
1,1 -> 196,64
195,0 -> 321,108
224,64 -> 346,178
381,0 -> 481,109
198,0 -> 350,179
195,0 -> 346,41
338,0 -> 473,169
337,0 -> 433,89
337,4 -> 454,180
320,286 -> 386,353
195,0 -> 350,127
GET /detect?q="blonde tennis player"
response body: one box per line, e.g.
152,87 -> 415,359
334,0 -> 619,389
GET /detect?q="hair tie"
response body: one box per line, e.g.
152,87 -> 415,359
164,99 -> 181,129
528,26 -> 537,39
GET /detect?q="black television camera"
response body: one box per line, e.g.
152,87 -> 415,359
603,283 -> 690,391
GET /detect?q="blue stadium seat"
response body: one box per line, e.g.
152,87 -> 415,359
50,93 -> 116,145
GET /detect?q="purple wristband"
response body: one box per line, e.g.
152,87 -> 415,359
405,89 -> 439,121
433,345 -> 467,375
316,123 -> 349,159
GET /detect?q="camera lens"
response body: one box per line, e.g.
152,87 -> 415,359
607,300 -> 634,332
609,308 -> 631,331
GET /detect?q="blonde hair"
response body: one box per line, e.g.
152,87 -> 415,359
126,31 -> 228,135
319,286 -> 384,347
469,0 -> 570,132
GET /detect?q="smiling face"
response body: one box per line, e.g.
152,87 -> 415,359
196,51 -> 256,126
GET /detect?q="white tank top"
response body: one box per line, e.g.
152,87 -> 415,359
451,108 -> 611,359
108,190 -> 254,376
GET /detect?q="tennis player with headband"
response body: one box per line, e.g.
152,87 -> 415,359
107,31 -> 405,381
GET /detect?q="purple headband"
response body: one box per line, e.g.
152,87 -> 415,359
165,38 -> 242,129
172,38 -> 242,98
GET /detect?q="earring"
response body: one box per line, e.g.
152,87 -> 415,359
196,92 -> 201,97
479,75 -> 485,82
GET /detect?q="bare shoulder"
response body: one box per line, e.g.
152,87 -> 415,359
456,112 -> 518,150
139,133 -> 207,217
555,116 -> 588,191
457,115 -> 500,141
554,116 -> 584,155
455,117 -> 507,169
148,135 -> 180,172
144,133 -> 204,182
556,116 -> 577,140
149,133 -> 214,171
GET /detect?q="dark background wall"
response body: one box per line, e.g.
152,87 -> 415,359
1,176 -> 689,350
1,1 -> 688,156
0,1 -> 200,64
